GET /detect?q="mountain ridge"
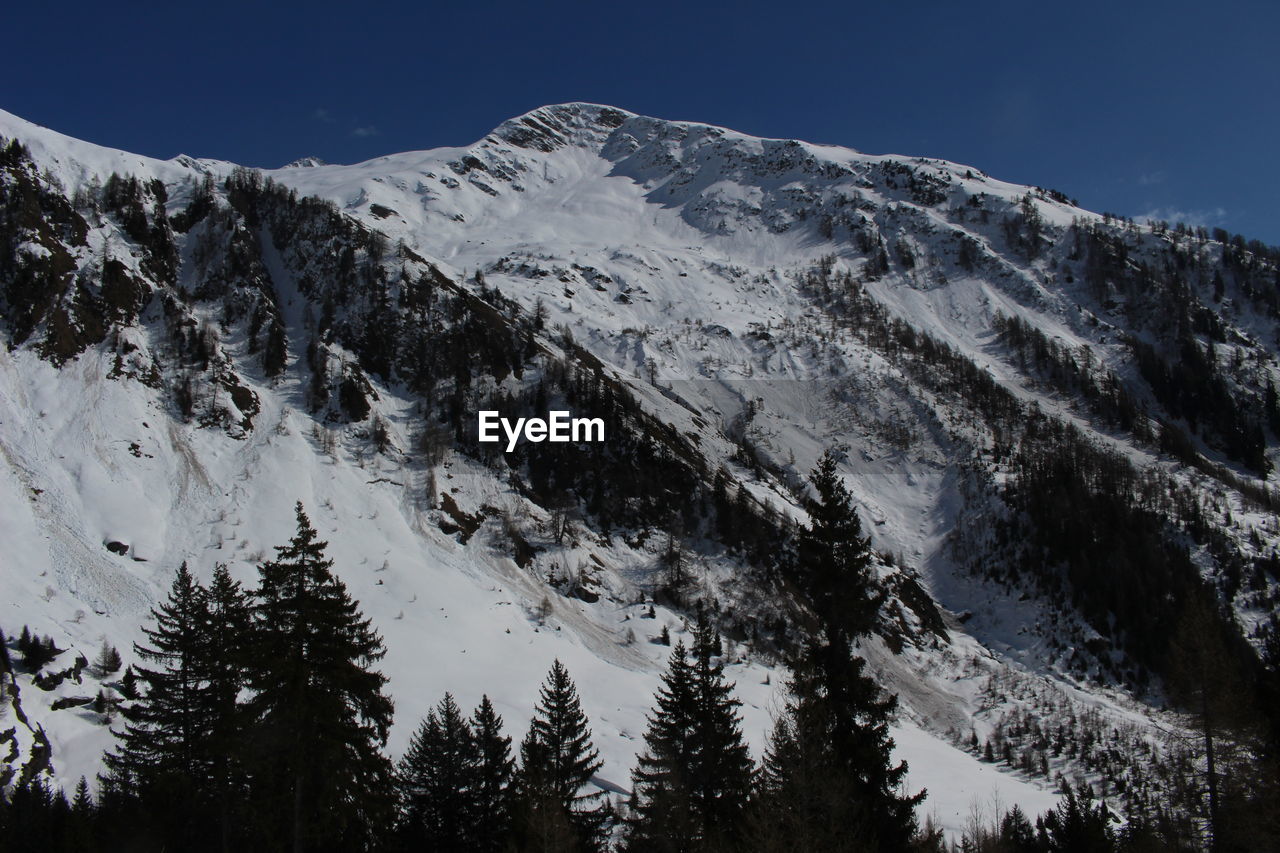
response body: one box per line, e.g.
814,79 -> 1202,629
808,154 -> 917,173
2,103 -> 1278,841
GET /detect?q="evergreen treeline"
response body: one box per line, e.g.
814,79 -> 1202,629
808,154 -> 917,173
0,137 -> 94,362
994,310 -> 1279,507
4,460 -> 1271,851
0,461 -> 905,852
964,193 -> 1280,476
0,505 -> 397,852
956,789 -> 1171,853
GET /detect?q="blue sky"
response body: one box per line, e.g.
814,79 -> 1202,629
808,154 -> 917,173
5,0 -> 1278,242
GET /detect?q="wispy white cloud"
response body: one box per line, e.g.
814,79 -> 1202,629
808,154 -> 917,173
351,125 -> 379,138
1139,206 -> 1227,228
1137,170 -> 1166,186
313,107 -> 335,123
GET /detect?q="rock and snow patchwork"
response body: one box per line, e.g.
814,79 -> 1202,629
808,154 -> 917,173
3,101 -> 1276,840
0,344 -> 1063,837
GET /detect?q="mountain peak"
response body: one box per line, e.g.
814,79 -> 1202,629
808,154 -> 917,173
282,155 -> 328,168
490,102 -> 635,152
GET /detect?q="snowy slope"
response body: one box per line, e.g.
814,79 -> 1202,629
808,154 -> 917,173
3,102 -> 1277,838
258,103 -> 1280,660
0,341 -> 1060,837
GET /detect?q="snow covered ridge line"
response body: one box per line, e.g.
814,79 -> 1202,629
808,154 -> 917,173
4,101 -> 1280,841
477,410 -> 605,452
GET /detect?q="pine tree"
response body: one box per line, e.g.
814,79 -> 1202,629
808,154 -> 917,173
628,611 -> 753,852
199,563 -> 253,853
119,666 -> 140,699
97,563 -> 249,849
397,693 -> 478,851
626,641 -> 697,851
94,639 -> 123,676
659,519 -> 690,602
94,560 -> 247,845
751,450 -> 921,852
71,776 -> 93,814
263,316 -> 287,378
999,804 -> 1038,852
103,562 -> 211,845
244,503 -> 395,852
798,449 -> 882,639
65,775 -> 96,852
1035,786 -> 1116,851
627,640 -> 696,845
471,695 -> 516,851
686,609 -> 752,848
2,778 -> 60,851
517,659 -> 608,852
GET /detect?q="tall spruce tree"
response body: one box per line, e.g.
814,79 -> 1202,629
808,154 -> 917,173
626,641 -> 697,851
198,563 -> 253,853
396,693 -> 478,851
471,695 -> 516,851
101,562 -> 254,851
517,659 -> 608,852
686,609 -> 752,849
799,449 -> 882,639
102,562 -> 211,846
627,611 -> 753,852
751,450 -> 921,852
244,503 -> 395,853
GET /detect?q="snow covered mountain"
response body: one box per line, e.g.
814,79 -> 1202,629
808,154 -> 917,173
2,102 -> 1278,837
